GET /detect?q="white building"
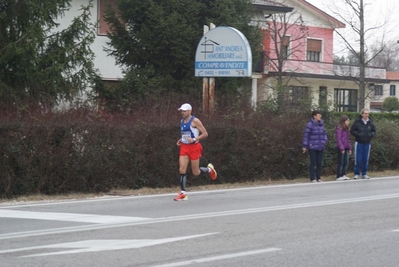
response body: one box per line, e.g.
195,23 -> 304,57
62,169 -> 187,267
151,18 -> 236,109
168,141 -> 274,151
58,0 -> 124,81
370,71 -> 399,111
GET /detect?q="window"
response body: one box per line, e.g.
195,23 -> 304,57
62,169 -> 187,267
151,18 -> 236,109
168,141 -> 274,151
390,85 -> 396,96
281,36 -> 290,60
374,85 -> 383,96
287,86 -> 308,106
319,86 -> 327,107
334,89 -> 357,112
98,0 -> 118,35
307,39 -> 321,62
255,51 -> 264,73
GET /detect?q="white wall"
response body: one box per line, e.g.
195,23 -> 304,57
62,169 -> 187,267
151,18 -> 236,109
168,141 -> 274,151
57,0 -> 123,80
382,82 -> 399,100
276,0 -> 337,29
258,76 -> 372,110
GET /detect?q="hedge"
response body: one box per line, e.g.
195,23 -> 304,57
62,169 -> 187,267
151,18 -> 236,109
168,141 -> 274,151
1,109 -> 398,198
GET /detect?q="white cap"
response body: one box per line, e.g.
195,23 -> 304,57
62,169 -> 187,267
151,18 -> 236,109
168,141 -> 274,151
178,103 -> 192,111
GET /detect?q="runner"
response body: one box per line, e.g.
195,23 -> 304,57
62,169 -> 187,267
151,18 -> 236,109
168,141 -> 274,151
174,103 -> 217,201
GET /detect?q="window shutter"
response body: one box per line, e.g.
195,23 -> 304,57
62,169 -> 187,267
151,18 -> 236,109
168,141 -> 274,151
307,39 -> 322,52
282,36 -> 290,46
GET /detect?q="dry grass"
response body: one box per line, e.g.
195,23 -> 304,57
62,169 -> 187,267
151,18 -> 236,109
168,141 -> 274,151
1,170 -> 398,206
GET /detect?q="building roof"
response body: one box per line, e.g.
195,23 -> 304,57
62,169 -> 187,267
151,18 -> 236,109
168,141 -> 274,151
252,0 -> 294,13
253,0 -> 345,29
386,72 -> 399,81
298,0 -> 345,29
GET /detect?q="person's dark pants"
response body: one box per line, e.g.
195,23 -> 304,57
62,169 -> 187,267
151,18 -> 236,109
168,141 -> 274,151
308,149 -> 323,181
354,142 -> 371,176
336,148 -> 349,178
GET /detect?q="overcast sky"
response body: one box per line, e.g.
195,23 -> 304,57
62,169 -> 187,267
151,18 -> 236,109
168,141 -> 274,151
305,0 -> 399,56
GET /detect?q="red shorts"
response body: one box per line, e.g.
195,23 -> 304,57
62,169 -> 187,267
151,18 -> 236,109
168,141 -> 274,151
180,143 -> 203,160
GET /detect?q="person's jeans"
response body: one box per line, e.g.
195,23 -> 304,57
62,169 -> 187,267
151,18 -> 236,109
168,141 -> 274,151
354,142 -> 371,175
308,149 -> 323,181
336,148 -> 349,178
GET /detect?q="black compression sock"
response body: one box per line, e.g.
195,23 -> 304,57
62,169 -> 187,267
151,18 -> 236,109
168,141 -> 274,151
179,174 -> 187,191
200,167 -> 209,174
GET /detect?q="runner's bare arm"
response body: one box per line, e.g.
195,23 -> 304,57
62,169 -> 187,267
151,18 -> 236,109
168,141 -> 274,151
188,118 -> 208,142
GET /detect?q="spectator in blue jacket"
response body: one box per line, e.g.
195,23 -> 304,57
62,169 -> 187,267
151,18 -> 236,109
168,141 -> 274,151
335,115 -> 352,181
302,110 -> 328,182
350,108 -> 376,179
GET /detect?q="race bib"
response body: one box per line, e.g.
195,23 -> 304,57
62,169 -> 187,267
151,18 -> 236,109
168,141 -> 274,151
181,131 -> 191,144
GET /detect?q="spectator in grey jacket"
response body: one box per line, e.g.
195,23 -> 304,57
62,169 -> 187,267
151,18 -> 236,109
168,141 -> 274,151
302,110 -> 328,182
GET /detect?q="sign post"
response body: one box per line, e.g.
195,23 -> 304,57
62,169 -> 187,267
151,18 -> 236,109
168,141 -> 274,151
201,24 -> 213,116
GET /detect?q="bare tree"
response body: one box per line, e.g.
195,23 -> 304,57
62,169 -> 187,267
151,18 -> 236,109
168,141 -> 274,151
326,0 -> 394,111
333,51 -> 361,65
265,10 -> 309,111
368,40 -> 399,71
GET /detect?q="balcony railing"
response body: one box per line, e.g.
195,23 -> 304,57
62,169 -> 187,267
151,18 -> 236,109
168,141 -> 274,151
266,60 -> 386,79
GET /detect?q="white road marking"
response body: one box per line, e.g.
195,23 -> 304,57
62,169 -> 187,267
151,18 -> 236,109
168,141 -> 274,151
0,233 -> 217,257
0,193 -> 398,240
1,176 -> 398,209
0,209 -> 149,224
150,248 -> 282,267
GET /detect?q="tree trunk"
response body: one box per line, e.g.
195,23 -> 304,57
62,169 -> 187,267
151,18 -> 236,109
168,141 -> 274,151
358,0 -> 366,111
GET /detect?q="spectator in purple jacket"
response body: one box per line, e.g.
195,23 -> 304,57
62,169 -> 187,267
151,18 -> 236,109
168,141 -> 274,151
302,110 -> 328,182
335,115 -> 352,181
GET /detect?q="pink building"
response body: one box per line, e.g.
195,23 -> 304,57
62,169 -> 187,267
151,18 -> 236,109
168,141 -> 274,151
254,0 -> 389,112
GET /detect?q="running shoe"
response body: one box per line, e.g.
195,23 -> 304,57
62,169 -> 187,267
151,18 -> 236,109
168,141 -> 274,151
336,177 -> 346,181
343,175 -> 351,180
208,163 -> 217,180
362,175 -> 370,179
174,192 -> 188,201
354,175 -> 359,179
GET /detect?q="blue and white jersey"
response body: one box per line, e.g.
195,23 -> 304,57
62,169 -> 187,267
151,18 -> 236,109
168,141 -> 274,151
180,116 -> 199,144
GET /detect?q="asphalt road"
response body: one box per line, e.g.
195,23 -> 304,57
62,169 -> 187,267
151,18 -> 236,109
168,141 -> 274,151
1,176 -> 399,267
